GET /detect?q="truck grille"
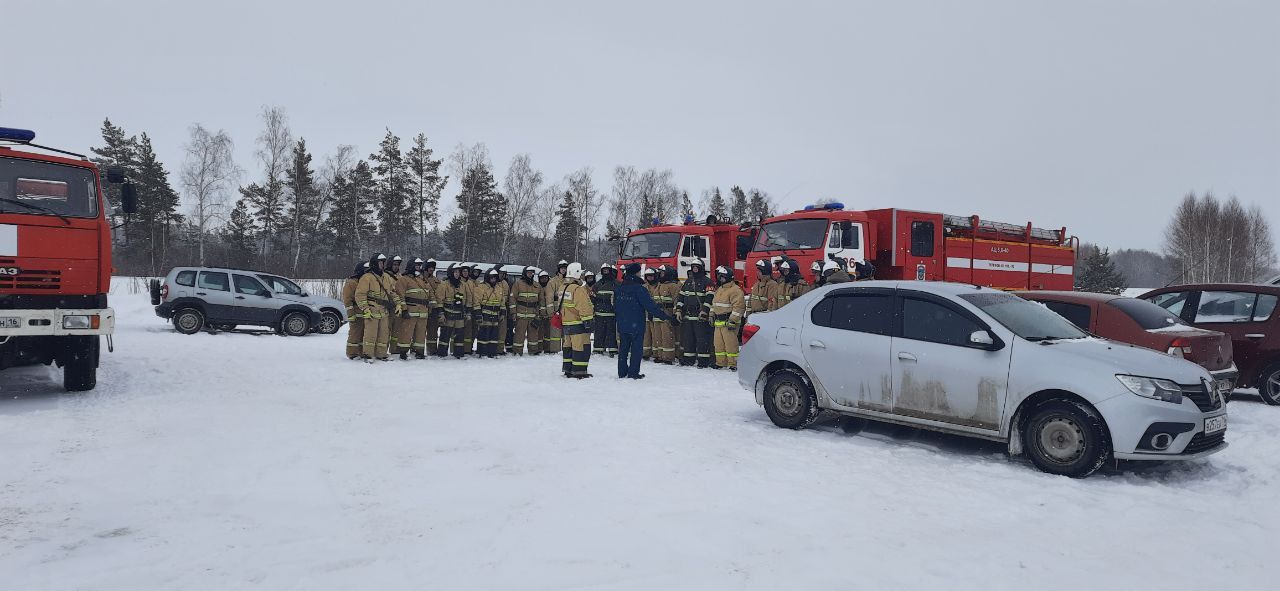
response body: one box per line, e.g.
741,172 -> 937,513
1180,382 -> 1222,412
1183,430 -> 1226,455
0,269 -> 62,290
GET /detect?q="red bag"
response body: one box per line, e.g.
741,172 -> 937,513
550,311 -> 563,329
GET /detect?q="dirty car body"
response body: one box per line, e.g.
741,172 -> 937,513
737,281 -> 1229,476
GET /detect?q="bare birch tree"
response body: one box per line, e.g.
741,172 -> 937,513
565,167 -> 601,260
501,153 -> 544,260
531,182 -> 563,266
1163,192 -> 1277,283
180,124 -> 238,265
248,106 -> 292,257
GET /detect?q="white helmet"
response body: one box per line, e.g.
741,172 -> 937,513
821,260 -> 840,274
566,262 -> 585,280
810,260 -> 822,272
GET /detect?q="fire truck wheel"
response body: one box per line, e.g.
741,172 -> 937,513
63,336 -> 99,392
281,312 -> 310,337
173,308 -> 205,335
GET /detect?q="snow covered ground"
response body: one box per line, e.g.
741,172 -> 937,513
2,281 -> 1278,590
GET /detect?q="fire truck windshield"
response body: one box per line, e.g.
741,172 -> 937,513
0,157 -> 99,218
753,219 -> 826,251
621,232 -> 680,258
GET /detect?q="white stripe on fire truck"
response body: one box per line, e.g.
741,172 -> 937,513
0,224 -> 16,256
945,257 -> 1073,275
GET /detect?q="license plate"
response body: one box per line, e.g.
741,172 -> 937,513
1204,415 -> 1227,435
0,316 -> 20,328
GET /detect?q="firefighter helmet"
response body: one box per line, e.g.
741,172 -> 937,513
565,262 -> 585,280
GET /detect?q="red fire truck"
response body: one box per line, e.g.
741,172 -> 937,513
615,216 -> 757,281
744,202 -> 1075,292
0,127 -> 136,391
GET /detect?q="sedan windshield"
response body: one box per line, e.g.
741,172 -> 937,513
753,219 -> 827,251
0,156 -> 99,218
1108,298 -> 1187,330
621,232 -> 680,258
960,292 -> 1087,341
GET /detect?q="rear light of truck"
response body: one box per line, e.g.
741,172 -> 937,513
740,323 -> 760,345
1167,337 -> 1193,357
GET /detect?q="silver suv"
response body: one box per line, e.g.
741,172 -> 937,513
737,281 -> 1229,477
152,267 -> 345,336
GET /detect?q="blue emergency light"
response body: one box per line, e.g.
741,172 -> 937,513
0,127 -> 36,142
825,202 -> 845,210
803,205 -> 815,210
684,214 -> 694,224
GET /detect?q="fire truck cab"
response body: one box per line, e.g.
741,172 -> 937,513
616,217 -> 756,281
744,203 -> 1073,292
0,127 -> 135,391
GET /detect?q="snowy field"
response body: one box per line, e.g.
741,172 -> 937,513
2,281 -> 1278,590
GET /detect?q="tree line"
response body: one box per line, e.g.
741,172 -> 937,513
94,108 -> 779,278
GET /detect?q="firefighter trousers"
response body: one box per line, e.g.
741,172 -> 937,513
512,312 -> 541,355
713,324 -> 739,368
652,320 -> 675,362
387,315 -> 400,357
594,313 -> 617,355
477,322 -> 501,357
425,312 -> 440,355
680,319 -> 713,367
346,309 -> 365,359
544,321 -> 562,354
562,332 -> 591,376
362,315 -> 390,359
462,316 -> 476,355
395,314 -> 428,354
643,322 -> 653,359
499,315 -> 511,354
436,323 -> 466,358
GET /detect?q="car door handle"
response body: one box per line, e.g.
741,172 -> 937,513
196,292 -> 207,296
1246,334 -> 1265,339
898,352 -> 917,362
235,296 -> 245,299
808,340 -> 826,349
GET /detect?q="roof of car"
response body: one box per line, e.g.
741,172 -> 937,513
1141,283 -> 1280,296
171,266 -> 278,276
819,280 -> 1010,296
1015,290 -> 1122,304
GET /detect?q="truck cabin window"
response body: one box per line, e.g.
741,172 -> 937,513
0,157 -> 99,218
828,221 -> 859,249
681,236 -> 707,258
753,219 -> 827,251
621,232 -> 680,259
910,221 -> 934,257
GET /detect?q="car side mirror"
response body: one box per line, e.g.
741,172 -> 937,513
261,291 -> 272,298
120,182 -> 138,214
969,330 -> 997,349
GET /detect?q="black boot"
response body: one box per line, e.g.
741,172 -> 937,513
399,351 -> 408,360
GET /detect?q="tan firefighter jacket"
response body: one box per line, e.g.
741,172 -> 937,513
435,279 -> 467,329
711,281 -> 746,328
396,273 -> 432,318
356,271 -> 399,319
511,278 -> 544,321
342,277 -> 364,320
560,279 -> 595,335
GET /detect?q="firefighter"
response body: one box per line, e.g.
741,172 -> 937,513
710,265 -> 745,370
460,264 -> 481,355
498,266 -> 515,355
422,259 -> 442,355
811,260 -> 825,287
642,267 -> 659,360
537,270 -> 554,352
474,269 -> 506,358
675,259 -> 714,368
747,258 -> 780,318
778,259 -> 811,305
341,262 -> 369,359
434,264 -> 468,358
592,263 -> 618,357
823,259 -> 852,284
393,258 -> 431,359
543,261 -> 568,354
852,258 -> 877,281
355,253 -> 401,361
385,255 -> 404,356
510,267 -> 544,355
652,265 -> 679,364
558,262 -> 595,378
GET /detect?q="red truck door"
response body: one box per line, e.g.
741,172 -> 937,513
897,211 -> 943,281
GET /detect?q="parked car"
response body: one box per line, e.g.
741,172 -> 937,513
1017,291 -> 1237,396
151,267 -> 345,336
1140,284 -> 1280,405
737,281 -> 1229,477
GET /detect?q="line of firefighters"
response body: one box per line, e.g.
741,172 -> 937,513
340,252 -> 873,376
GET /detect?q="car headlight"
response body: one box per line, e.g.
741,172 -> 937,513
62,314 -> 100,329
1116,375 -> 1183,404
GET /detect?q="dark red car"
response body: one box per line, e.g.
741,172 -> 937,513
1139,284 -> 1280,405
1017,291 -> 1238,396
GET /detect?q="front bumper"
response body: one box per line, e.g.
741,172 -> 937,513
0,308 -> 115,337
1097,390 -> 1228,460
1208,365 -> 1238,399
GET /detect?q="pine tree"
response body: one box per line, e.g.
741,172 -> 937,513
1075,247 -> 1126,294
707,187 -> 727,221
747,189 -> 772,222
729,185 -> 749,222
443,163 -> 507,260
553,190 -> 581,261
680,191 -> 696,222
223,199 -> 258,268
284,138 -> 317,272
370,129 -> 414,253
637,194 -> 656,229
324,160 -> 376,261
132,133 -> 183,275
89,118 -> 139,221
406,133 -> 446,251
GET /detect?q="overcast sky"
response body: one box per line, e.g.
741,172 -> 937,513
2,0 -> 1276,250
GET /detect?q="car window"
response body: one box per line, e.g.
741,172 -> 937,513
256,274 -> 303,295
1148,291 -> 1190,317
812,294 -> 893,335
233,274 -> 269,296
1042,301 -> 1091,330
1195,291 -> 1259,323
902,297 -> 983,346
1108,297 -> 1187,330
197,271 -> 229,291
174,270 -> 196,287
958,292 -> 1086,341
910,221 -> 934,257
1254,294 -> 1277,322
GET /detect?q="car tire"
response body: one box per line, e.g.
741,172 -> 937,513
1022,400 -> 1111,478
1258,364 -> 1280,406
173,308 -> 204,335
63,336 -> 98,392
318,311 -> 342,335
763,369 -> 819,429
281,311 -> 310,337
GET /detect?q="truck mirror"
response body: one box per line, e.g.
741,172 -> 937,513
106,166 -> 126,184
120,183 -> 139,214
